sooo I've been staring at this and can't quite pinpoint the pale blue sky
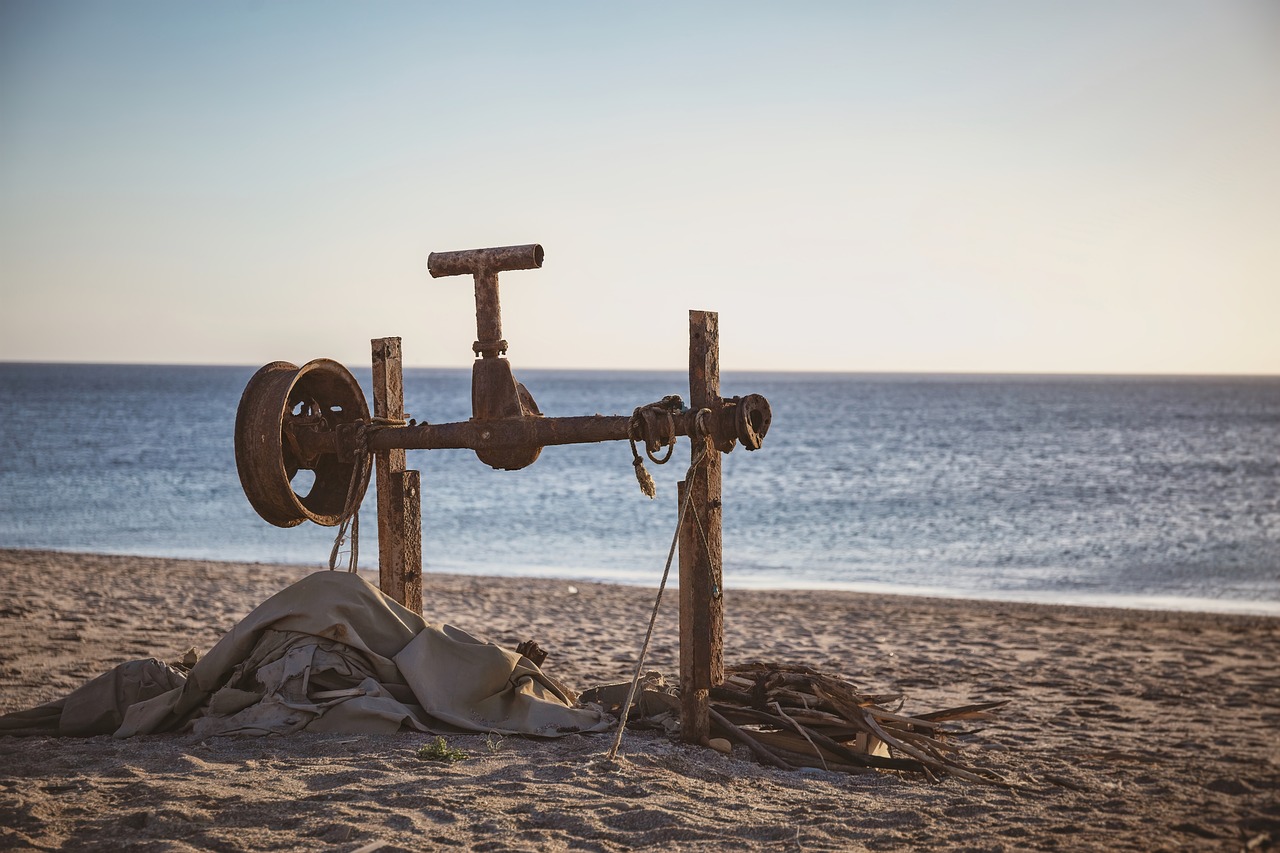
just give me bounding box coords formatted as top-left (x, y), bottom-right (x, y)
top-left (2, 1), bottom-right (1277, 373)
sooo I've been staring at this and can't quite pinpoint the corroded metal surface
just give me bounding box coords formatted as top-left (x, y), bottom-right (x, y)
top-left (428, 243), bottom-right (549, 469)
top-left (234, 359), bottom-right (370, 528)
top-left (236, 243), bottom-right (770, 525)
top-left (469, 357), bottom-right (544, 470)
top-left (427, 244), bottom-right (544, 359)
top-left (426, 243), bottom-right (544, 279)
top-left (734, 394), bottom-right (772, 451)
top-left (237, 366), bottom-right (770, 525)
top-left (363, 396), bottom-right (770, 456)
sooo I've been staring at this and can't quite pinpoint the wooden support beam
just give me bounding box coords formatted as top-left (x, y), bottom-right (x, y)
top-left (371, 337), bottom-right (423, 613)
top-left (679, 309), bottom-right (724, 744)
top-left (398, 469), bottom-right (423, 613)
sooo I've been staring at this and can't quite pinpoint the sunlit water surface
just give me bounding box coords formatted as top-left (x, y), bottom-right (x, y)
top-left (1, 364), bottom-right (1277, 614)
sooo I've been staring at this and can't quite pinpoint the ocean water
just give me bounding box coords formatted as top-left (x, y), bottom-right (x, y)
top-left (1, 363), bottom-right (1277, 614)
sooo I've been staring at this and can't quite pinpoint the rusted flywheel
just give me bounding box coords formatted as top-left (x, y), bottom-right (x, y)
top-left (234, 359), bottom-right (371, 528)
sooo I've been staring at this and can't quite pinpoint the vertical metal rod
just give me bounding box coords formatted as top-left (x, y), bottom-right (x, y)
top-left (371, 337), bottom-right (423, 612)
top-left (473, 270), bottom-right (503, 357)
top-left (679, 310), bottom-right (724, 744)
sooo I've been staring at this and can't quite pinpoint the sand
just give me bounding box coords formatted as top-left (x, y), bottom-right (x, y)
top-left (0, 549), bottom-right (1276, 851)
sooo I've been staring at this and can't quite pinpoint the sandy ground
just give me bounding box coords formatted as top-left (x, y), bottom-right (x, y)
top-left (0, 549), bottom-right (1276, 851)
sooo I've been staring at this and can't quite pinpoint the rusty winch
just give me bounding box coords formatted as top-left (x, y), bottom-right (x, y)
top-left (232, 242), bottom-right (772, 744)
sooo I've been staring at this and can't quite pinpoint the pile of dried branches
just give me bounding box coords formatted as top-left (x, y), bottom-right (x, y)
top-left (709, 662), bottom-right (1009, 785)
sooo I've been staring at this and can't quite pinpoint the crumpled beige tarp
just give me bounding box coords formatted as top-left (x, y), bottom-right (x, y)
top-left (0, 571), bottom-right (610, 739)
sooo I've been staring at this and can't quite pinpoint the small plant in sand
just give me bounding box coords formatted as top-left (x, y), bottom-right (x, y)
top-left (484, 732), bottom-right (506, 754)
top-left (416, 737), bottom-right (468, 763)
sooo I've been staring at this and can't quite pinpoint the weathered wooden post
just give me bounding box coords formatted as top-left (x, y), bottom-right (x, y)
top-left (679, 310), bottom-right (725, 744)
top-left (371, 337), bottom-right (423, 612)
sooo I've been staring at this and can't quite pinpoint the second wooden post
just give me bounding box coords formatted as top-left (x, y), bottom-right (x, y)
top-left (371, 336), bottom-right (423, 613)
top-left (679, 310), bottom-right (724, 744)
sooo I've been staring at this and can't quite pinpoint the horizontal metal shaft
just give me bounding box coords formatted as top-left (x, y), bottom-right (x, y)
top-left (294, 394), bottom-right (767, 466)
top-left (366, 413), bottom-right (678, 453)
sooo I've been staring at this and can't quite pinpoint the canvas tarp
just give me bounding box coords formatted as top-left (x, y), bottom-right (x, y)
top-left (0, 571), bottom-right (610, 739)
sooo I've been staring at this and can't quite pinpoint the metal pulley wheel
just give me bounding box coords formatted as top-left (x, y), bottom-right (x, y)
top-left (234, 358), bottom-right (371, 528)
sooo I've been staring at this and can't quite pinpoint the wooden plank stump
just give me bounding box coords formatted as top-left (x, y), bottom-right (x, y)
top-left (399, 469), bottom-right (423, 613)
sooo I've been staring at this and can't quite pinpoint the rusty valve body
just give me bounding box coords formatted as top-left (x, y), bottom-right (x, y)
top-left (427, 243), bottom-right (546, 470)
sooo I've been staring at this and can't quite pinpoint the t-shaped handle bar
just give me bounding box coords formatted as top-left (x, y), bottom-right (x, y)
top-left (427, 243), bottom-right (544, 358)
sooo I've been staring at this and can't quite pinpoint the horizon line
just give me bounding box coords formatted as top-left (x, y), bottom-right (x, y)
top-left (3, 358), bottom-right (1278, 381)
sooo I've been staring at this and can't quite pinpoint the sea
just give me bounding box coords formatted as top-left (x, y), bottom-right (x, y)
top-left (1, 363), bottom-right (1277, 615)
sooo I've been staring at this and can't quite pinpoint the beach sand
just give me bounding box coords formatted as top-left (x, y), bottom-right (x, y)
top-left (0, 548), bottom-right (1276, 851)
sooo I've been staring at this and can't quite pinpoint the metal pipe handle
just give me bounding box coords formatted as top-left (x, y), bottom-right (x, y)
top-left (427, 244), bottom-right (544, 278)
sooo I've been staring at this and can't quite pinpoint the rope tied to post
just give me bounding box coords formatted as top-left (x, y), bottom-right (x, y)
top-left (627, 395), bottom-right (685, 499)
top-left (608, 407), bottom-right (714, 761)
top-left (327, 415), bottom-right (408, 573)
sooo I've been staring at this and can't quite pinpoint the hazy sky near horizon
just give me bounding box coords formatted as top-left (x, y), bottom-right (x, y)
top-left (2, 1), bottom-right (1277, 374)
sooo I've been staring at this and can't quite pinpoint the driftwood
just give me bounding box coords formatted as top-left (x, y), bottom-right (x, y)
top-left (709, 662), bottom-right (1009, 785)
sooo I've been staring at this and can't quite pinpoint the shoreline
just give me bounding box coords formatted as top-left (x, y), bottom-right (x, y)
top-left (1, 548), bottom-right (1277, 850)
top-left (15, 546), bottom-right (1280, 619)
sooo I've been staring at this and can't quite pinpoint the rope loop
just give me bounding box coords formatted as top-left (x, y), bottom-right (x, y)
top-left (626, 396), bottom-right (686, 498)
top-left (328, 423), bottom-right (372, 573)
top-left (693, 406), bottom-right (713, 446)
top-left (646, 425), bottom-right (675, 465)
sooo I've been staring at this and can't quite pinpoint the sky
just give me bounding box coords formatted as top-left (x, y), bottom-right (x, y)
top-left (1, 1), bottom-right (1277, 375)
